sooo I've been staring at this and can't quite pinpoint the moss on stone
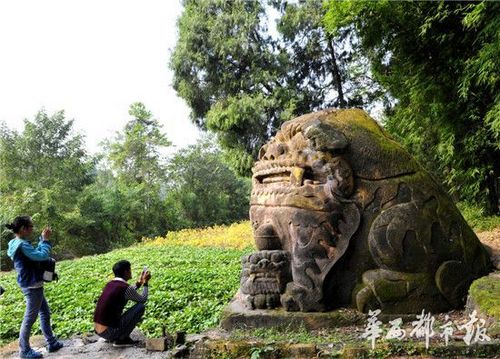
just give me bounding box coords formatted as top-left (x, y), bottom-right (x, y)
top-left (328, 109), bottom-right (406, 153)
top-left (197, 336), bottom-right (500, 359)
top-left (332, 109), bottom-right (385, 137)
top-left (468, 273), bottom-right (500, 319)
top-left (230, 325), bottom-right (361, 345)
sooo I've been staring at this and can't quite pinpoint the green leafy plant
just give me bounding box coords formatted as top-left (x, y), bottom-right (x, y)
top-left (250, 345), bottom-right (276, 359)
top-left (0, 241), bottom-right (252, 345)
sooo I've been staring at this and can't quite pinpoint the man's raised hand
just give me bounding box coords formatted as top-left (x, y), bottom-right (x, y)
top-left (142, 271), bottom-right (151, 284)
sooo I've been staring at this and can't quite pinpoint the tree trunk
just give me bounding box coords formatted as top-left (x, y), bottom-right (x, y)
top-left (486, 158), bottom-right (500, 215)
top-left (327, 37), bottom-right (347, 108)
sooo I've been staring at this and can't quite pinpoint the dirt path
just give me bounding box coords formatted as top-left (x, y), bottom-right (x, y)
top-left (0, 329), bottom-right (196, 359)
top-left (477, 227), bottom-right (500, 269)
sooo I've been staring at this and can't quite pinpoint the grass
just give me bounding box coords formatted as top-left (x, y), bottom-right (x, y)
top-left (0, 222), bottom-right (254, 346)
top-left (457, 202), bottom-right (500, 231)
top-left (230, 325), bottom-right (362, 345)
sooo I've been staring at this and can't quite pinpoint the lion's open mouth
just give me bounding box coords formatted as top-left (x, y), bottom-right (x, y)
top-left (254, 167), bottom-right (293, 184)
top-left (254, 165), bottom-right (324, 188)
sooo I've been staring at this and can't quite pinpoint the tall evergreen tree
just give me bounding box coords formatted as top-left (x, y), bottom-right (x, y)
top-left (107, 102), bottom-right (171, 186)
top-left (324, 0), bottom-right (500, 213)
top-left (170, 0), bottom-right (385, 175)
top-left (104, 102), bottom-right (172, 237)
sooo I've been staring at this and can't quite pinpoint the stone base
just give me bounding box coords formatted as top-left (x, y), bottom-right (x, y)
top-left (220, 292), bottom-right (367, 331)
top-left (221, 292), bottom-right (427, 331)
top-left (191, 329), bottom-right (500, 359)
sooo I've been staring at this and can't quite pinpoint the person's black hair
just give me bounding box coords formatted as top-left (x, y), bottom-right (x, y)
top-left (112, 260), bottom-right (131, 279)
top-left (4, 216), bottom-right (32, 234)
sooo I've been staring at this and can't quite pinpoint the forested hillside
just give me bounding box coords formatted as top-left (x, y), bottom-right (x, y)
top-left (0, 105), bottom-right (250, 269)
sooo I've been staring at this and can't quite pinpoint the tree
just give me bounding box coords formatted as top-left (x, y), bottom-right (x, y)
top-left (0, 110), bottom-right (93, 197)
top-left (0, 110), bottom-right (95, 264)
top-left (165, 137), bottom-right (250, 229)
top-left (103, 102), bottom-right (171, 238)
top-left (107, 102), bottom-right (171, 186)
top-left (170, 0), bottom-right (385, 175)
top-left (66, 169), bottom-right (141, 255)
top-left (324, 1), bottom-right (500, 213)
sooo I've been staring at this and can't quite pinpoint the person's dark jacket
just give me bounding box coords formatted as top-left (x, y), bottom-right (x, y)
top-left (94, 280), bottom-right (129, 327)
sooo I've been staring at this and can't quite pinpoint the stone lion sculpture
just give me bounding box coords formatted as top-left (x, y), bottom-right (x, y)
top-left (240, 108), bottom-right (491, 314)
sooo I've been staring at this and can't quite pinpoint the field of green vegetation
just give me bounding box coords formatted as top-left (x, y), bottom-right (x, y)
top-left (0, 222), bottom-right (254, 346)
top-left (1, 212), bottom-right (497, 348)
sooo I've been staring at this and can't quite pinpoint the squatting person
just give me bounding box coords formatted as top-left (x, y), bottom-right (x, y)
top-left (6, 215), bottom-right (63, 359)
top-left (93, 260), bottom-right (151, 347)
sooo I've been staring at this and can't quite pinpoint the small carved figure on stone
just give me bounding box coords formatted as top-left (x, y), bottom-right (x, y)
top-left (240, 250), bottom-right (291, 309)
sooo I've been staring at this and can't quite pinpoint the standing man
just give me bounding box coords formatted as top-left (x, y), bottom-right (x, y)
top-left (93, 260), bottom-right (151, 347)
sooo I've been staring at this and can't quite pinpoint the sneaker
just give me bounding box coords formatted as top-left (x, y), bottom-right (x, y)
top-left (48, 340), bottom-right (64, 352)
top-left (20, 348), bottom-right (43, 358)
top-left (112, 337), bottom-right (139, 347)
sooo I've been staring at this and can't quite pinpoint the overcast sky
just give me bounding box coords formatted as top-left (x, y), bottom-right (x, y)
top-left (0, 0), bottom-right (201, 154)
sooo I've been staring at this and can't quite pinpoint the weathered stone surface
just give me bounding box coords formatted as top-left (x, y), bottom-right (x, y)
top-left (145, 337), bottom-right (173, 351)
top-left (190, 331), bottom-right (500, 359)
top-left (240, 250), bottom-right (291, 309)
top-left (0, 330), bottom-right (167, 359)
top-left (220, 293), bottom-right (367, 331)
top-left (172, 344), bottom-right (189, 358)
top-left (247, 108), bottom-right (492, 314)
top-left (282, 343), bottom-right (317, 358)
top-left (466, 271), bottom-right (500, 336)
